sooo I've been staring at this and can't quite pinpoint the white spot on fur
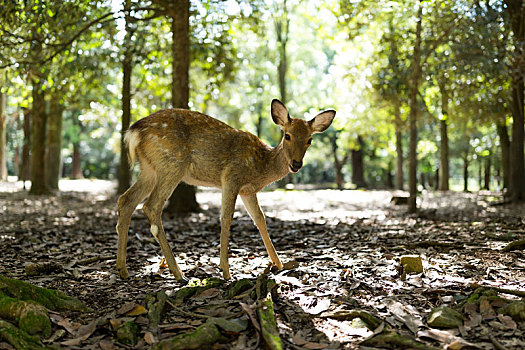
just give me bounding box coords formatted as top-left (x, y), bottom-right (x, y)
top-left (150, 225), bottom-right (159, 239)
top-left (162, 123), bottom-right (167, 128)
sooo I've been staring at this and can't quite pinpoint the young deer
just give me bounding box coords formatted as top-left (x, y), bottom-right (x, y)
top-left (116, 99), bottom-right (335, 280)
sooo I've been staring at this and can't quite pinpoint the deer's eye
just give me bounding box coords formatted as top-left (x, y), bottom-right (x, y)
top-left (285, 134), bottom-right (291, 141)
top-left (307, 138), bottom-right (312, 145)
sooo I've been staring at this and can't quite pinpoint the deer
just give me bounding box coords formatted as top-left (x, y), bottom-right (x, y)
top-left (116, 99), bottom-right (335, 280)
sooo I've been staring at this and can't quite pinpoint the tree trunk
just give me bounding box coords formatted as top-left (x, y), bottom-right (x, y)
top-left (45, 99), bottom-right (63, 190)
top-left (29, 77), bottom-right (48, 195)
top-left (20, 108), bottom-right (30, 184)
top-left (166, 0), bottom-right (199, 214)
top-left (118, 39), bottom-right (133, 195)
top-left (505, 0), bottom-right (525, 202)
top-left (394, 99), bottom-right (403, 190)
top-left (274, 0), bottom-right (289, 105)
top-left (71, 142), bottom-right (82, 179)
top-left (329, 133), bottom-right (347, 190)
top-left (408, 1), bottom-right (423, 212)
top-left (438, 85), bottom-right (450, 191)
top-left (0, 90), bottom-right (7, 181)
top-left (478, 158), bottom-right (483, 190)
top-left (386, 161), bottom-right (394, 188)
top-left (484, 153), bottom-right (491, 190)
top-left (351, 136), bottom-right (367, 188)
top-left (463, 155), bottom-right (469, 192)
top-left (496, 122), bottom-right (510, 190)
top-left (255, 98), bottom-right (264, 138)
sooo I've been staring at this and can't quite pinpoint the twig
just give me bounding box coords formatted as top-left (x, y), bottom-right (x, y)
top-left (76, 255), bottom-right (114, 266)
top-left (165, 299), bottom-right (211, 319)
top-left (489, 334), bottom-right (508, 350)
top-left (469, 283), bottom-right (525, 297)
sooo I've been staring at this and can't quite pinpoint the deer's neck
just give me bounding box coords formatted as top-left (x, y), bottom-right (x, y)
top-left (265, 140), bottom-right (290, 183)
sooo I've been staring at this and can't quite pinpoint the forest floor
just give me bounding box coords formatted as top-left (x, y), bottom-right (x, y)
top-left (0, 179), bottom-right (524, 349)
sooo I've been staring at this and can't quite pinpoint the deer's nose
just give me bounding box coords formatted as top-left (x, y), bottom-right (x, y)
top-left (292, 160), bottom-right (303, 170)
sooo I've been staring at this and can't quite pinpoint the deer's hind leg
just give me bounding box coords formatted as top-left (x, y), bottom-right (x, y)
top-left (142, 168), bottom-right (185, 280)
top-left (116, 162), bottom-right (156, 279)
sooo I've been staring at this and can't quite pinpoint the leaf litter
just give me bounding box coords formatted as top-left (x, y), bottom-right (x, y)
top-left (0, 185), bottom-right (524, 349)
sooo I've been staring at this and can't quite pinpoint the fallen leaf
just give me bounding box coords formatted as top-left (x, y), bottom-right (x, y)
top-left (117, 302), bottom-right (137, 315)
top-left (304, 299), bottom-right (331, 315)
top-left (291, 334), bottom-right (328, 349)
top-left (418, 329), bottom-right (479, 348)
top-left (125, 305), bottom-right (147, 316)
top-left (144, 331), bottom-right (156, 345)
top-left (497, 314), bottom-right (517, 330)
top-left (99, 339), bottom-right (114, 350)
top-left (240, 302), bottom-right (261, 332)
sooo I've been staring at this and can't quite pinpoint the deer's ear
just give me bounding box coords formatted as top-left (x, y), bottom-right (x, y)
top-left (271, 99), bottom-right (291, 127)
top-left (309, 110), bottom-right (336, 133)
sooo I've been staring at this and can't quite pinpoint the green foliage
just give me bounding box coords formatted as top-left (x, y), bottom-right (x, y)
top-left (0, 0), bottom-right (517, 190)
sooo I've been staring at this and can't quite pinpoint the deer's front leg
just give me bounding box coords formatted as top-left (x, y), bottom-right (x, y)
top-left (240, 194), bottom-right (283, 270)
top-left (220, 186), bottom-right (238, 280)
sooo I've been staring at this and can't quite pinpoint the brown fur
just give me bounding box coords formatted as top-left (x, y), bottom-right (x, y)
top-left (116, 100), bottom-right (335, 280)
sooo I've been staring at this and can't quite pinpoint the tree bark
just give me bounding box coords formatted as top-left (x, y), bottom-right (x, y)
top-left (71, 142), bottom-right (82, 179)
top-left (329, 133), bottom-right (347, 190)
top-left (351, 136), bottom-right (367, 188)
top-left (45, 98), bottom-right (63, 190)
top-left (20, 108), bottom-right (30, 184)
top-left (0, 90), bottom-right (7, 181)
top-left (394, 98), bottom-right (403, 190)
top-left (496, 121), bottom-right (510, 190)
top-left (118, 22), bottom-right (133, 195)
top-left (484, 153), bottom-right (491, 190)
top-left (505, 0), bottom-right (525, 202)
top-left (438, 85), bottom-right (449, 191)
top-left (166, 0), bottom-right (199, 214)
top-left (29, 77), bottom-right (48, 195)
top-left (274, 0), bottom-right (290, 105)
top-left (408, 1), bottom-right (423, 212)
top-left (463, 154), bottom-right (469, 192)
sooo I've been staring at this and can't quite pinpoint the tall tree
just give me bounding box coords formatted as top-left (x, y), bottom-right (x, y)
top-left (438, 83), bottom-right (450, 191)
top-left (407, 1), bottom-right (423, 213)
top-left (273, 0), bottom-right (291, 105)
top-left (117, 0), bottom-right (134, 195)
top-left (504, 0), bottom-right (525, 201)
top-left (0, 88), bottom-right (6, 181)
top-left (154, 0), bottom-right (199, 213)
top-left (45, 97), bottom-right (63, 189)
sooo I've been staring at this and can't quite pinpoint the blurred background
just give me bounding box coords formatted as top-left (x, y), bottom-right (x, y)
top-left (0, 0), bottom-right (523, 210)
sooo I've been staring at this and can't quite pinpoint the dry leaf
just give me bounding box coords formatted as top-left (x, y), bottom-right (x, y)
top-left (125, 305), bottom-right (147, 316)
top-left (291, 334), bottom-right (328, 349)
top-left (304, 299), bottom-right (331, 315)
top-left (117, 302), bottom-right (137, 315)
top-left (144, 331), bottom-right (156, 345)
top-left (99, 339), bottom-right (114, 350)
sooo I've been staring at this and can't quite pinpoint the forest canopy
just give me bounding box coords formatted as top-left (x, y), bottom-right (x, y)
top-left (0, 0), bottom-right (524, 212)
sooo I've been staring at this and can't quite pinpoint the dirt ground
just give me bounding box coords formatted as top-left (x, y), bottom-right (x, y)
top-left (0, 179), bottom-right (524, 349)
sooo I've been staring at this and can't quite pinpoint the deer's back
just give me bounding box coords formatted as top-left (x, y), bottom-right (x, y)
top-left (131, 109), bottom-right (272, 190)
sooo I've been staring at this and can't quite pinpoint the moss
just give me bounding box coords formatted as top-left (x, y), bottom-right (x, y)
top-left (0, 275), bottom-right (90, 312)
top-left (153, 320), bottom-right (224, 350)
top-left (172, 278), bottom-right (224, 305)
top-left (0, 320), bottom-right (47, 350)
top-left (116, 321), bottom-right (138, 346)
top-left (0, 294), bottom-right (51, 337)
top-left (227, 279), bottom-right (254, 298)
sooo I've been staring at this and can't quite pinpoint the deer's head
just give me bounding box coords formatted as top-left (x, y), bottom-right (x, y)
top-left (271, 99), bottom-right (336, 173)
